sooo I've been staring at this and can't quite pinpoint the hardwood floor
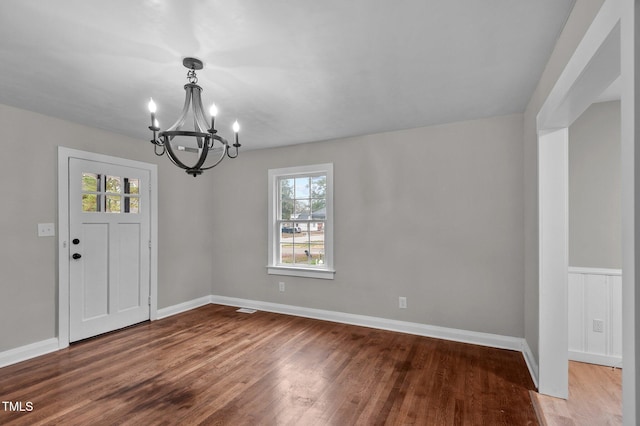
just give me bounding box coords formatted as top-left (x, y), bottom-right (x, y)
top-left (531, 361), bottom-right (622, 425)
top-left (0, 304), bottom-right (538, 425)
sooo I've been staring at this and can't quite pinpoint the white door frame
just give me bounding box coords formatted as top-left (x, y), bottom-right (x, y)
top-left (57, 147), bottom-right (158, 348)
top-left (536, 0), bottom-right (639, 421)
top-left (538, 128), bottom-right (569, 398)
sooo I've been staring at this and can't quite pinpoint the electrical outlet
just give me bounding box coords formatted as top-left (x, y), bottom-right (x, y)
top-left (37, 223), bottom-right (55, 237)
top-left (399, 296), bottom-right (407, 309)
top-left (279, 282), bottom-right (285, 292)
top-left (593, 319), bottom-right (604, 333)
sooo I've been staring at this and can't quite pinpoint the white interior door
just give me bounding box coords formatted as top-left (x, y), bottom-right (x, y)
top-left (68, 158), bottom-right (150, 342)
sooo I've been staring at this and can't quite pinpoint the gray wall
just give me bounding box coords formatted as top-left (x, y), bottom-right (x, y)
top-left (0, 104), bottom-right (212, 352)
top-left (522, 0), bottom-right (606, 363)
top-left (210, 114), bottom-right (525, 337)
top-left (569, 100), bottom-right (621, 269)
top-left (1, 104), bottom-right (526, 354)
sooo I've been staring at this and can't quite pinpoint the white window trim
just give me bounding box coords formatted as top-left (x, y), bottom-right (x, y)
top-left (267, 163), bottom-right (335, 279)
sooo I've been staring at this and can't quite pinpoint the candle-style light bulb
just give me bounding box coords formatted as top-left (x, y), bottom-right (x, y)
top-left (232, 120), bottom-right (240, 146)
top-left (209, 103), bottom-right (218, 131)
top-left (148, 98), bottom-right (157, 129)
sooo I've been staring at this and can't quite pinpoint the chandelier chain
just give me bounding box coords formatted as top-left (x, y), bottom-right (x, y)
top-left (187, 69), bottom-right (198, 84)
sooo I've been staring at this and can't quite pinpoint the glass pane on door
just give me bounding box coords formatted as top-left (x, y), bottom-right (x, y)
top-left (82, 173), bottom-right (101, 192)
top-left (105, 195), bottom-right (121, 213)
top-left (82, 194), bottom-right (99, 212)
top-left (106, 176), bottom-right (121, 194)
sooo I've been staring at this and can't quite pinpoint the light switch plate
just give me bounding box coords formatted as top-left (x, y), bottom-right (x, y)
top-left (38, 223), bottom-right (55, 237)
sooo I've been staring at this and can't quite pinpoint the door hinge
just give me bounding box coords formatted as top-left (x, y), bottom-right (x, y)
top-left (148, 296), bottom-right (151, 306)
top-left (149, 240), bottom-right (152, 249)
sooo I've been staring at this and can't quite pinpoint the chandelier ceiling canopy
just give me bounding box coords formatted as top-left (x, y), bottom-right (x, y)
top-left (148, 57), bottom-right (241, 177)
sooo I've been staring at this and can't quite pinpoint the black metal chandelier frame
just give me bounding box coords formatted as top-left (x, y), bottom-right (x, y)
top-left (148, 57), bottom-right (240, 177)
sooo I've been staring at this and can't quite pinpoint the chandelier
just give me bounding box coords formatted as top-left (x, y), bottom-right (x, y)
top-left (147, 57), bottom-right (241, 177)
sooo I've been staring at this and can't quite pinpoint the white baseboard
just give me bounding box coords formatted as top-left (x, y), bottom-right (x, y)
top-left (569, 350), bottom-right (622, 368)
top-left (522, 339), bottom-right (539, 388)
top-left (568, 266), bottom-right (622, 276)
top-left (209, 295), bottom-right (525, 352)
top-left (0, 338), bottom-right (60, 368)
top-left (156, 295), bottom-right (212, 319)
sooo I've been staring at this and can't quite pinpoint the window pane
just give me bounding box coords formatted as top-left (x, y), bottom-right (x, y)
top-left (82, 194), bottom-right (98, 212)
top-left (311, 200), bottom-right (326, 219)
top-left (308, 223), bottom-right (325, 265)
top-left (280, 178), bottom-right (294, 200)
top-left (294, 199), bottom-right (310, 218)
top-left (279, 242), bottom-right (293, 264)
top-left (294, 177), bottom-right (310, 198)
top-left (311, 176), bottom-right (326, 198)
top-left (279, 242), bottom-right (293, 263)
top-left (125, 196), bottom-right (139, 214)
top-left (279, 222), bottom-right (294, 264)
top-left (292, 243), bottom-right (313, 265)
top-left (105, 195), bottom-right (121, 213)
top-left (82, 173), bottom-right (100, 192)
top-left (280, 222), bottom-right (300, 237)
top-left (131, 197), bottom-right (139, 213)
top-left (125, 178), bottom-right (139, 195)
top-left (281, 200), bottom-right (294, 220)
top-left (106, 176), bottom-right (121, 194)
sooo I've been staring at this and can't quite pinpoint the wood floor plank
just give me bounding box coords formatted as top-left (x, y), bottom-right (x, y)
top-left (0, 304), bottom-right (538, 425)
top-left (531, 361), bottom-right (622, 426)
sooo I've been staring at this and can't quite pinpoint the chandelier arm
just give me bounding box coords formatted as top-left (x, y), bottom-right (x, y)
top-left (198, 134), bottom-right (228, 170)
top-left (162, 136), bottom-right (191, 170)
top-left (165, 85), bottom-right (195, 132)
top-left (211, 133), bottom-right (229, 146)
top-left (199, 146), bottom-right (228, 171)
top-left (227, 144), bottom-right (239, 159)
top-left (154, 143), bottom-right (166, 156)
top-left (192, 87), bottom-right (211, 133)
top-left (164, 151), bottom-right (187, 169)
top-left (195, 129), bottom-right (204, 149)
top-left (190, 136), bottom-right (212, 171)
top-left (193, 88), bottom-right (208, 148)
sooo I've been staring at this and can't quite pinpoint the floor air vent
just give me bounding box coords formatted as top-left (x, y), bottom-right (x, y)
top-left (236, 308), bottom-right (257, 314)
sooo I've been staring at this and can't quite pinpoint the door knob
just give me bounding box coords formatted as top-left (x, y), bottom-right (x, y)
top-left (72, 253), bottom-right (82, 260)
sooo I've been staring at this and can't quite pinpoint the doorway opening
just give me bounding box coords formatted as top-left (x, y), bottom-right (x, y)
top-left (537, 1), bottom-right (621, 399)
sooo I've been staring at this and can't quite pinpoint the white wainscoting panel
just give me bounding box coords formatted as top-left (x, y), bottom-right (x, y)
top-left (568, 267), bottom-right (622, 367)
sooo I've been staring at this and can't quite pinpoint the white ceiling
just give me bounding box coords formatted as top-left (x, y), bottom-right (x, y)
top-left (0, 0), bottom-right (575, 151)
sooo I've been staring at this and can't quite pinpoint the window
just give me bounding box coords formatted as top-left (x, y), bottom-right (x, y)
top-left (81, 172), bottom-right (140, 214)
top-left (268, 163), bottom-right (334, 279)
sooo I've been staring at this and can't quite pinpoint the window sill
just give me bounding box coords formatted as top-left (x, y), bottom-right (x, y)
top-left (267, 265), bottom-right (335, 280)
